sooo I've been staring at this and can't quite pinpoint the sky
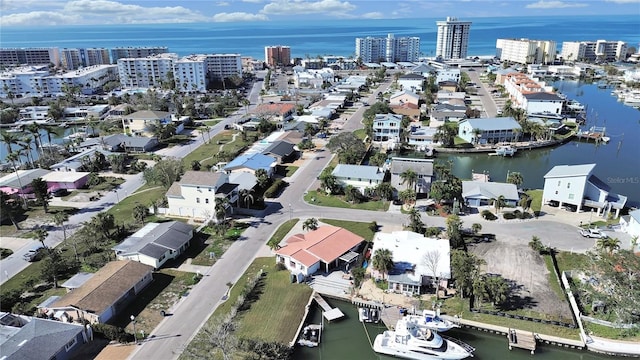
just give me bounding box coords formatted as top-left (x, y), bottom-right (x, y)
top-left (0, 0), bottom-right (638, 26)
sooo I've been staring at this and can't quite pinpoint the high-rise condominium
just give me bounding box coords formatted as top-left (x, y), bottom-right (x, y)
top-left (264, 46), bottom-right (291, 67)
top-left (436, 17), bottom-right (472, 60)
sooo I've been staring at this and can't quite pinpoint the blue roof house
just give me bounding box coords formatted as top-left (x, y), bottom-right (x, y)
top-left (223, 153), bottom-right (277, 177)
top-left (458, 117), bottom-right (522, 145)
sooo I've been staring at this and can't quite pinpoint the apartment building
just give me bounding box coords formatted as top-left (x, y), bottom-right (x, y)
top-left (264, 46), bottom-right (291, 67)
top-left (356, 34), bottom-right (420, 63)
top-left (436, 17), bottom-right (472, 60)
top-left (496, 39), bottom-right (557, 65)
top-left (110, 46), bottom-right (168, 63)
top-left (0, 48), bottom-right (60, 67)
top-left (561, 40), bottom-right (628, 62)
top-left (203, 54), bottom-right (242, 83)
top-left (60, 48), bottom-right (83, 70)
top-left (502, 72), bottom-right (562, 114)
top-left (117, 53), bottom-right (178, 89)
top-left (174, 55), bottom-right (207, 93)
top-left (60, 48), bottom-right (112, 70)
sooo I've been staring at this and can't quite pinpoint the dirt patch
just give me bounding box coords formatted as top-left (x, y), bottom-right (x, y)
top-left (469, 240), bottom-right (572, 320)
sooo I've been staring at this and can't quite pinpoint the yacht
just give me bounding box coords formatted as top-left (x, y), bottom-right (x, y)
top-left (373, 318), bottom-right (474, 360)
top-left (405, 310), bottom-right (458, 332)
top-left (494, 144), bottom-right (516, 157)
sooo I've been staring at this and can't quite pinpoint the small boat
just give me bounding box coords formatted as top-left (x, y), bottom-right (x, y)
top-left (298, 324), bottom-right (321, 347)
top-left (359, 307), bottom-right (371, 323)
top-left (369, 308), bottom-right (380, 323)
top-left (405, 310), bottom-right (458, 333)
top-left (494, 144), bottom-right (516, 157)
top-left (600, 136), bottom-right (610, 143)
top-left (373, 317), bottom-right (474, 360)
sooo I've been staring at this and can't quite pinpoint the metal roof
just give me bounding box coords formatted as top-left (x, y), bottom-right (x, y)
top-left (332, 164), bottom-right (384, 181)
top-left (460, 117), bottom-right (522, 131)
top-left (462, 181), bottom-right (519, 201)
top-left (544, 164), bottom-right (596, 178)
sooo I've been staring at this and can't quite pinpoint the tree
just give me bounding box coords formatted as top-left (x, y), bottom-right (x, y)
top-left (143, 158), bottom-right (183, 189)
top-left (398, 188), bottom-right (416, 205)
top-left (191, 160), bottom-right (201, 171)
top-left (506, 171), bottom-right (524, 188)
top-left (529, 236), bottom-right (546, 253)
top-left (254, 168), bottom-right (270, 190)
top-left (450, 250), bottom-right (485, 300)
top-left (91, 212), bottom-right (115, 240)
top-left (0, 192), bottom-right (23, 230)
top-left (215, 197), bottom-right (230, 223)
top-left (369, 152), bottom-right (388, 167)
top-left (400, 168), bottom-right (418, 191)
top-left (372, 248), bottom-right (394, 280)
top-left (0, 130), bottom-right (20, 158)
top-left (471, 223), bottom-right (482, 235)
top-left (239, 189), bottom-right (254, 208)
top-left (31, 177), bottom-right (50, 213)
top-left (133, 204), bottom-right (148, 224)
top-left (326, 132), bottom-right (366, 164)
top-left (476, 274), bottom-right (510, 308)
top-left (492, 195), bottom-right (506, 214)
top-left (302, 218), bottom-right (319, 232)
top-left (446, 214), bottom-right (464, 248)
top-left (423, 250), bottom-right (443, 299)
top-left (33, 227), bottom-right (49, 249)
top-left (597, 237), bottom-right (621, 254)
top-left (53, 212), bottom-right (69, 241)
top-left (407, 207), bottom-right (424, 234)
top-left (109, 154), bottom-right (128, 174)
top-left (196, 317), bottom-right (238, 360)
top-left (433, 124), bottom-right (457, 147)
top-left (375, 182), bottom-right (394, 201)
top-left (319, 166), bottom-right (339, 194)
top-left (25, 123), bottom-right (43, 158)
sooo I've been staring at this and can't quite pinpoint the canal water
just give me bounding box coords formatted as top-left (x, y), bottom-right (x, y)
top-left (293, 299), bottom-right (619, 360)
top-left (441, 81), bottom-right (640, 207)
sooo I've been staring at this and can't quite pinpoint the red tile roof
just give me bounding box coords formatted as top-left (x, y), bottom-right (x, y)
top-left (276, 226), bottom-right (364, 267)
top-left (254, 103), bottom-right (295, 116)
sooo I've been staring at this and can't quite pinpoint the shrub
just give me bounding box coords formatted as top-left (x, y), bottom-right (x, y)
top-left (368, 221), bottom-right (378, 233)
top-left (513, 210), bottom-right (522, 219)
top-left (424, 227), bottom-right (441, 237)
top-left (522, 211), bottom-right (533, 219)
top-left (92, 323), bottom-right (133, 343)
top-left (264, 179), bottom-right (288, 198)
top-left (275, 262), bottom-right (287, 271)
top-left (503, 212), bottom-right (516, 220)
top-left (481, 210), bottom-right (497, 220)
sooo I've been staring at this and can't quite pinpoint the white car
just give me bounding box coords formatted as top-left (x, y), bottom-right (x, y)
top-left (579, 228), bottom-right (608, 239)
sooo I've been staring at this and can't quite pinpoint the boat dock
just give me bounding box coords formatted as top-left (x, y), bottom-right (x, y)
top-left (508, 328), bottom-right (537, 354)
top-left (313, 292), bottom-right (344, 321)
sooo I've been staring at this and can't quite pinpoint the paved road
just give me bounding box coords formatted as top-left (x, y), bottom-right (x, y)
top-left (467, 68), bottom-right (499, 118)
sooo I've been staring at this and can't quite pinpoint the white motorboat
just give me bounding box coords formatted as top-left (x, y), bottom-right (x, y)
top-left (298, 324), bottom-right (321, 347)
top-left (359, 307), bottom-right (371, 323)
top-left (373, 318), bottom-right (474, 360)
top-left (494, 144), bottom-right (516, 157)
top-left (405, 310), bottom-right (458, 333)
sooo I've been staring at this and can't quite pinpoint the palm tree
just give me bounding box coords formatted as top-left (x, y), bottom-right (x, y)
top-left (33, 227), bottom-right (49, 249)
top-left (53, 212), bottom-right (69, 241)
top-left (319, 170), bottom-right (338, 195)
top-left (302, 218), bottom-right (319, 232)
top-left (241, 99), bottom-right (250, 115)
top-left (215, 197), bottom-right (230, 223)
top-left (5, 152), bottom-right (27, 208)
top-left (597, 237), bottom-right (620, 254)
top-left (372, 248), bottom-right (394, 280)
top-left (42, 125), bottom-right (62, 155)
top-left (492, 195), bottom-right (506, 214)
top-left (399, 168), bottom-right (418, 192)
top-left (0, 130), bottom-right (21, 158)
top-left (472, 128), bottom-right (482, 144)
top-left (239, 189), bottom-right (254, 208)
top-left (254, 169), bottom-right (270, 190)
top-left (19, 136), bottom-right (36, 168)
top-left (398, 188), bottom-right (416, 205)
top-left (506, 171), bottom-right (524, 188)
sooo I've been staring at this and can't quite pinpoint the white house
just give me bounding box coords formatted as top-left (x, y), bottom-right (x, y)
top-left (122, 110), bottom-right (172, 137)
top-left (462, 181), bottom-right (519, 207)
top-left (371, 231), bottom-right (451, 295)
top-left (542, 164), bottom-right (627, 217)
top-left (458, 117), bottom-right (522, 144)
top-left (522, 92), bottom-right (564, 115)
top-left (389, 90), bottom-right (420, 109)
top-left (332, 164), bottom-right (384, 194)
top-left (620, 209), bottom-right (640, 239)
top-left (275, 226), bottom-right (364, 276)
top-left (397, 73), bottom-right (424, 92)
top-left (406, 126), bottom-right (437, 148)
top-left (112, 221), bottom-right (194, 269)
top-left (166, 171), bottom-right (238, 220)
top-left (372, 113), bottom-right (403, 142)
top-left (435, 68), bottom-right (461, 83)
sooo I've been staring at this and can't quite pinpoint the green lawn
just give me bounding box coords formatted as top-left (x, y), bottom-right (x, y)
top-left (319, 218), bottom-right (376, 241)
top-left (543, 254), bottom-right (566, 300)
top-left (353, 128), bottom-right (367, 140)
top-left (190, 222), bottom-right (250, 266)
top-left (285, 165), bottom-right (299, 177)
top-left (304, 190), bottom-right (389, 212)
top-left (107, 187), bottom-right (167, 225)
top-left (526, 189), bottom-right (543, 215)
top-left (0, 206), bottom-right (77, 238)
top-left (268, 219), bottom-right (299, 247)
top-left (584, 322), bottom-right (640, 341)
top-left (555, 251), bottom-right (589, 273)
top-left (235, 259), bottom-right (313, 343)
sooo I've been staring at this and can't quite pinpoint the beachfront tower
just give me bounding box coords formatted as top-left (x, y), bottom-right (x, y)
top-left (436, 17), bottom-right (472, 60)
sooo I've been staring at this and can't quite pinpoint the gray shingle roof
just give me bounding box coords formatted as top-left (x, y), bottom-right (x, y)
top-left (523, 92), bottom-right (563, 101)
top-left (460, 117), bottom-right (521, 131)
top-left (390, 158), bottom-right (434, 176)
top-left (462, 181), bottom-right (519, 201)
top-left (80, 134), bottom-right (157, 149)
top-left (332, 164), bottom-right (384, 181)
top-left (179, 171), bottom-right (224, 187)
top-left (113, 221), bottom-right (193, 260)
top-left (263, 140), bottom-right (295, 158)
top-left (544, 164), bottom-right (596, 178)
top-left (0, 318), bottom-right (85, 360)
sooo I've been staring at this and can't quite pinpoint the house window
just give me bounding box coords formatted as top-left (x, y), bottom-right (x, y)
top-left (205, 198), bottom-right (209, 204)
top-left (196, 198), bottom-right (200, 203)
top-left (557, 181), bottom-right (561, 186)
top-left (568, 194), bottom-right (575, 200)
top-left (567, 183), bottom-right (571, 189)
top-left (65, 337), bottom-right (77, 351)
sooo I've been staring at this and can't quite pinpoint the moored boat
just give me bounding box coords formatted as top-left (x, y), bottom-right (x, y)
top-left (298, 324), bottom-right (322, 347)
top-left (493, 144), bottom-right (516, 157)
top-left (405, 310), bottom-right (458, 333)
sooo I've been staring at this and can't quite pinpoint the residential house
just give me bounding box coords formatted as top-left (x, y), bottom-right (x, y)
top-left (371, 231), bottom-right (451, 295)
top-left (0, 168), bottom-right (50, 197)
top-left (332, 164), bottom-right (384, 194)
top-left (122, 110), bottom-right (172, 137)
top-left (620, 209), bottom-right (640, 238)
top-left (252, 103), bottom-right (295, 124)
top-left (409, 63), bottom-right (437, 78)
top-left (437, 81), bottom-right (458, 92)
top-left (0, 313), bottom-right (90, 360)
top-left (166, 171), bottom-right (238, 220)
top-left (522, 92), bottom-right (564, 115)
top-left (389, 157), bottom-right (434, 195)
top-left (397, 73), bottom-right (424, 92)
top-left (435, 91), bottom-right (466, 105)
top-left (44, 260), bottom-right (153, 324)
top-left (462, 181), bottom-right (519, 207)
top-left (406, 126), bottom-right (437, 149)
top-left (223, 153), bottom-right (277, 177)
top-left (41, 171), bottom-right (90, 192)
top-left (50, 148), bottom-right (115, 172)
top-left (262, 140), bottom-right (297, 164)
top-left (457, 117), bottom-right (522, 144)
top-left (542, 164), bottom-right (627, 217)
top-left (430, 103), bottom-right (467, 124)
top-left (61, 273), bottom-right (95, 291)
top-left (78, 134), bottom-right (158, 153)
top-left (275, 226), bottom-right (364, 276)
top-left (113, 221), bottom-right (194, 269)
top-left (389, 90), bottom-right (420, 109)
top-left (436, 68), bottom-right (461, 83)
top-left (372, 113), bottom-right (403, 142)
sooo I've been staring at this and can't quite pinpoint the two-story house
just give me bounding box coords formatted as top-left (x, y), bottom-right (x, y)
top-left (332, 164), bottom-right (384, 194)
top-left (389, 157), bottom-right (434, 195)
top-left (372, 113), bottom-right (403, 142)
top-left (122, 110), bottom-right (172, 137)
top-left (166, 171), bottom-right (238, 220)
top-left (389, 90), bottom-right (420, 109)
top-left (458, 117), bottom-right (522, 145)
top-left (397, 73), bottom-right (424, 92)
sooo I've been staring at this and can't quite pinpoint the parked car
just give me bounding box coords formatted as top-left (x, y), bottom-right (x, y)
top-left (23, 247), bottom-right (45, 262)
top-left (51, 188), bottom-right (68, 197)
top-left (579, 228), bottom-right (608, 239)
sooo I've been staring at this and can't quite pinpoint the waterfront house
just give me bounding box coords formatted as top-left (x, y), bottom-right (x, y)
top-left (113, 221), bottom-right (194, 269)
top-left (406, 126), bottom-right (437, 148)
top-left (122, 110), bottom-right (172, 137)
top-left (223, 153), bottom-right (277, 177)
top-left (371, 231), bottom-right (451, 295)
top-left (389, 157), bottom-right (434, 195)
top-left (78, 134), bottom-right (158, 153)
top-left (389, 90), bottom-right (420, 109)
top-left (252, 103), bottom-right (295, 124)
top-left (331, 164), bottom-right (384, 194)
top-left (462, 181), bottom-right (519, 207)
top-left (0, 313), bottom-right (90, 360)
top-left (372, 113), bottom-right (403, 142)
top-left (165, 170), bottom-right (238, 220)
top-left (275, 226), bottom-right (364, 276)
top-left (41, 171), bottom-right (90, 192)
top-left (620, 209), bottom-right (640, 238)
top-left (44, 260), bottom-right (153, 324)
top-left (522, 92), bottom-right (564, 115)
top-left (50, 148), bottom-right (115, 172)
top-left (542, 164), bottom-right (627, 217)
top-left (457, 117), bottom-right (522, 144)
top-left (0, 168), bottom-right (51, 197)
top-left (397, 73), bottom-right (424, 92)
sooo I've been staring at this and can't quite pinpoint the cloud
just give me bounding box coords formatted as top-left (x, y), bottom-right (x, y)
top-left (213, 12), bottom-right (269, 22)
top-left (0, 0), bottom-right (65, 11)
top-left (604, 0), bottom-right (639, 3)
top-left (526, 0), bottom-right (588, 8)
top-left (0, 11), bottom-right (81, 26)
top-left (261, 0), bottom-right (356, 15)
top-left (360, 11), bottom-right (384, 19)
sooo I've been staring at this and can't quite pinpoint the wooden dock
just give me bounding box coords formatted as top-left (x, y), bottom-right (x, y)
top-left (313, 292), bottom-right (344, 321)
top-left (508, 328), bottom-right (537, 354)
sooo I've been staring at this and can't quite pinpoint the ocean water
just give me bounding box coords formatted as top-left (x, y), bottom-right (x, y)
top-left (1, 15), bottom-right (639, 60)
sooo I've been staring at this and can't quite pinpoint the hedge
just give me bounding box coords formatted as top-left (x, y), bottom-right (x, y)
top-left (264, 179), bottom-right (288, 198)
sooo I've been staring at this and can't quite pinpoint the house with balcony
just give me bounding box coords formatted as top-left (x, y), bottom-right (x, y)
top-left (389, 157), bottom-right (434, 195)
top-left (275, 226), bottom-right (364, 276)
top-left (389, 90), bottom-right (420, 109)
top-left (542, 164), bottom-right (627, 218)
top-left (397, 73), bottom-right (424, 92)
top-left (165, 171), bottom-right (238, 220)
top-left (332, 164), bottom-right (384, 194)
top-left (522, 92), bottom-right (564, 115)
top-left (372, 113), bottom-right (403, 142)
top-left (458, 117), bottom-right (522, 145)
top-left (122, 110), bottom-right (172, 137)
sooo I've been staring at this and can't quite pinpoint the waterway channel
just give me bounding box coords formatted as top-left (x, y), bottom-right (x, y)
top-left (293, 298), bottom-right (618, 360)
top-left (440, 81), bottom-right (640, 207)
